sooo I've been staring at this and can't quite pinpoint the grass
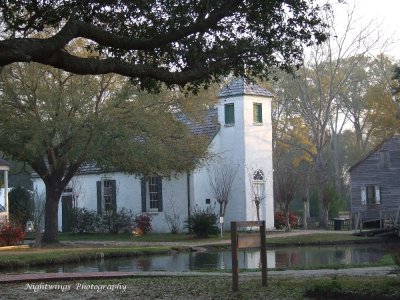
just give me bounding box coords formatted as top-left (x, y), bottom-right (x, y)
top-left (266, 232), bottom-right (371, 246)
top-left (2, 276), bottom-right (400, 299)
top-left (56, 232), bottom-right (232, 242)
top-left (0, 246), bottom-right (174, 269)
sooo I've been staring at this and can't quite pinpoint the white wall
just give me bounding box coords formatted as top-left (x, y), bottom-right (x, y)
top-left (191, 92), bottom-right (274, 230)
top-left (33, 172), bottom-right (190, 233)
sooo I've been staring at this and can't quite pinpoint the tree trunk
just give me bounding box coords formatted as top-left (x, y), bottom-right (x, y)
top-left (42, 184), bottom-right (63, 244)
top-left (316, 153), bottom-right (328, 229)
top-left (256, 202), bottom-right (260, 221)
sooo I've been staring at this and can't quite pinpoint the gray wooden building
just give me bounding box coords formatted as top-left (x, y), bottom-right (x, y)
top-left (349, 135), bottom-right (400, 226)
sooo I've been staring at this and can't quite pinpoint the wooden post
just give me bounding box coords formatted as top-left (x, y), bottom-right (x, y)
top-left (231, 222), bottom-right (239, 292)
top-left (354, 212), bottom-right (360, 233)
top-left (231, 221), bottom-right (267, 291)
top-left (395, 206), bottom-right (400, 226)
top-left (260, 221), bottom-right (267, 287)
top-left (379, 211), bottom-right (383, 229)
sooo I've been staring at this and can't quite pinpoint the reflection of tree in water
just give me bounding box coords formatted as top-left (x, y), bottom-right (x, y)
top-left (275, 249), bottom-right (299, 268)
top-left (136, 257), bottom-right (152, 271)
top-left (191, 252), bottom-right (219, 270)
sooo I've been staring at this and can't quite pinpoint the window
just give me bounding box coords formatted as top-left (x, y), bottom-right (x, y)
top-left (141, 177), bottom-right (163, 212)
top-left (96, 179), bottom-right (116, 213)
top-left (253, 103), bottom-right (263, 124)
top-left (252, 169), bottom-right (265, 203)
top-left (224, 103), bottom-right (235, 125)
top-left (361, 185), bottom-right (381, 206)
top-left (253, 170), bottom-right (264, 181)
top-left (379, 151), bottom-right (389, 169)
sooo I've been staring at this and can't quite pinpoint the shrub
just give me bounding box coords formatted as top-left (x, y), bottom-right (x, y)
top-left (0, 220), bottom-right (25, 246)
top-left (274, 211), bottom-right (299, 229)
top-left (133, 213), bottom-right (152, 234)
top-left (9, 186), bottom-right (34, 229)
top-left (185, 206), bottom-right (218, 238)
top-left (98, 208), bottom-right (134, 234)
top-left (72, 207), bottom-right (97, 233)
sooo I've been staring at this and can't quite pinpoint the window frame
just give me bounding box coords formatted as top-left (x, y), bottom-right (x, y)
top-left (141, 176), bottom-right (163, 213)
top-left (361, 185), bottom-right (381, 206)
top-left (379, 151), bottom-right (389, 169)
top-left (148, 176), bottom-right (159, 211)
top-left (253, 102), bottom-right (263, 124)
top-left (97, 179), bottom-right (117, 213)
top-left (224, 103), bottom-right (235, 126)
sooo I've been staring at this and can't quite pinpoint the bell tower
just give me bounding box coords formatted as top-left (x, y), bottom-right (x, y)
top-left (216, 78), bottom-right (274, 228)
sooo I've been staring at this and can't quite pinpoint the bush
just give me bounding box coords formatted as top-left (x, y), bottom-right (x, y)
top-left (133, 213), bottom-right (152, 234)
top-left (72, 207), bottom-right (97, 234)
top-left (0, 220), bottom-right (25, 246)
top-left (9, 186), bottom-right (34, 229)
top-left (185, 206), bottom-right (218, 238)
top-left (98, 208), bottom-right (134, 234)
top-left (274, 211), bottom-right (299, 229)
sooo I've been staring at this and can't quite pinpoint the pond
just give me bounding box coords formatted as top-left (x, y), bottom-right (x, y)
top-left (6, 243), bottom-right (398, 274)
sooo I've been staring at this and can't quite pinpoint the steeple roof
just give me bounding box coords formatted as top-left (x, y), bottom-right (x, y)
top-left (218, 78), bottom-right (273, 98)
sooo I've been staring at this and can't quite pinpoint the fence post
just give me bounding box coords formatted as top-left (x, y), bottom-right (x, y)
top-left (231, 222), bottom-right (239, 292)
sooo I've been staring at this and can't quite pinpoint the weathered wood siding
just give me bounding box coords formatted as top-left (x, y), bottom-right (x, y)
top-left (350, 135), bottom-right (400, 220)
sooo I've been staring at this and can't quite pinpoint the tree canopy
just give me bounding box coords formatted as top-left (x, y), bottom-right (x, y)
top-left (0, 61), bottom-right (211, 243)
top-left (0, 0), bottom-right (327, 91)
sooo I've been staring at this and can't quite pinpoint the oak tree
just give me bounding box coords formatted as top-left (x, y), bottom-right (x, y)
top-left (0, 62), bottom-right (209, 243)
top-left (0, 1), bottom-right (327, 90)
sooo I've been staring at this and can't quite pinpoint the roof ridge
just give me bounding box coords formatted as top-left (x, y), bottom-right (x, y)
top-left (218, 77), bottom-right (273, 98)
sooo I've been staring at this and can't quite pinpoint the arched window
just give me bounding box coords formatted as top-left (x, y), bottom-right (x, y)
top-left (253, 170), bottom-right (264, 181)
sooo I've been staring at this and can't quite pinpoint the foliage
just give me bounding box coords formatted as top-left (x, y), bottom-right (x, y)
top-left (271, 8), bottom-right (393, 228)
top-left (323, 184), bottom-right (347, 218)
top-left (98, 208), bottom-right (134, 234)
top-left (185, 206), bottom-right (218, 238)
top-left (0, 220), bottom-right (25, 246)
top-left (8, 186), bottom-right (33, 228)
top-left (0, 61), bottom-right (210, 244)
top-left (0, 1), bottom-right (327, 91)
top-left (133, 213), bottom-right (152, 234)
top-left (274, 211), bottom-right (299, 230)
top-left (304, 277), bottom-right (400, 300)
top-left (71, 207), bottom-right (97, 234)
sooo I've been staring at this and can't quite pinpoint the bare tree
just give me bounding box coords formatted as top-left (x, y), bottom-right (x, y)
top-left (164, 193), bottom-right (182, 234)
top-left (208, 163), bottom-right (238, 236)
top-left (274, 167), bottom-right (298, 231)
top-left (248, 169), bottom-right (267, 221)
top-left (273, 5), bottom-right (385, 228)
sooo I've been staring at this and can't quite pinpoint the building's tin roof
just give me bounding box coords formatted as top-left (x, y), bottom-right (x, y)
top-left (0, 159), bottom-right (9, 167)
top-left (348, 134), bottom-right (399, 173)
top-left (177, 107), bottom-right (218, 138)
top-left (218, 77), bottom-right (274, 98)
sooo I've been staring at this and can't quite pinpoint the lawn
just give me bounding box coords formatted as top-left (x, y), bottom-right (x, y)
top-left (1, 276), bottom-right (400, 299)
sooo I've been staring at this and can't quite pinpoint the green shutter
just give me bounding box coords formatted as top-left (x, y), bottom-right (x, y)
top-left (111, 180), bottom-right (117, 212)
top-left (141, 178), bottom-right (146, 212)
top-left (253, 103), bottom-right (262, 123)
top-left (224, 103), bottom-right (235, 125)
top-left (96, 181), bottom-right (102, 213)
top-left (157, 177), bottom-right (163, 212)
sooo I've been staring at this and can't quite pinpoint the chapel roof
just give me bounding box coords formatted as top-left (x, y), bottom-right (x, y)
top-left (0, 159), bottom-right (9, 167)
top-left (218, 77), bottom-right (274, 98)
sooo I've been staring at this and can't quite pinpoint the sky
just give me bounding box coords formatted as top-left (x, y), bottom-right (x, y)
top-left (327, 0), bottom-right (400, 59)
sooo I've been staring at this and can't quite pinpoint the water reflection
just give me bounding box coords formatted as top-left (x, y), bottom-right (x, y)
top-left (8, 243), bottom-right (397, 274)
